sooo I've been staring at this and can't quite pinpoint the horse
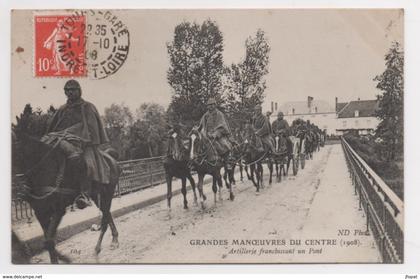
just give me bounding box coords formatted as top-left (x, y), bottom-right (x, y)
top-left (273, 132), bottom-right (293, 182)
top-left (164, 129), bottom-right (198, 210)
top-left (222, 141), bottom-right (247, 187)
top-left (13, 132), bottom-right (120, 263)
top-left (188, 128), bottom-right (234, 209)
top-left (241, 127), bottom-right (273, 192)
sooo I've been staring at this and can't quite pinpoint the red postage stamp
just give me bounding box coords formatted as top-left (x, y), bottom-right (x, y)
top-left (34, 14), bottom-right (86, 77)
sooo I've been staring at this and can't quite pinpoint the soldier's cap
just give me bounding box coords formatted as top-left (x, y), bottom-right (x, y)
top-left (277, 111), bottom-right (284, 117)
top-left (207, 98), bottom-right (217, 105)
top-left (64, 79), bottom-right (81, 90)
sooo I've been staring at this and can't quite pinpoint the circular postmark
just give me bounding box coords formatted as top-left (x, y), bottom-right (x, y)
top-left (84, 10), bottom-right (130, 79)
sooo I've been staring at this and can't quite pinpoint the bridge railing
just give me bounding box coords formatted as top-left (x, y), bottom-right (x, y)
top-left (115, 156), bottom-right (166, 196)
top-left (12, 156), bottom-right (167, 223)
top-left (341, 137), bottom-right (404, 263)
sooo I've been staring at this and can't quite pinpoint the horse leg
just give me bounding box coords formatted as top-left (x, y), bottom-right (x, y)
top-left (217, 172), bottom-right (224, 202)
top-left (252, 165), bottom-right (260, 192)
top-left (42, 209), bottom-right (68, 264)
top-left (239, 164), bottom-right (244, 181)
top-left (227, 168), bottom-right (235, 201)
top-left (108, 214), bottom-right (119, 249)
top-left (268, 160), bottom-right (273, 185)
top-left (231, 165), bottom-right (236, 185)
top-left (286, 156), bottom-right (291, 176)
top-left (187, 174), bottom-right (198, 206)
top-left (211, 177), bottom-right (218, 205)
top-left (223, 168), bottom-right (229, 188)
top-left (197, 174), bottom-right (206, 209)
top-left (250, 164), bottom-right (258, 188)
top-left (181, 177), bottom-right (188, 209)
top-left (245, 165), bottom-right (252, 180)
top-left (166, 173), bottom-right (172, 210)
top-left (95, 210), bottom-right (110, 255)
top-left (259, 163), bottom-right (265, 189)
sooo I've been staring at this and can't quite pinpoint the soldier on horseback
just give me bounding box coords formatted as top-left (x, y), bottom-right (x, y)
top-left (271, 111), bottom-right (291, 153)
top-left (251, 104), bottom-right (276, 155)
top-left (197, 98), bottom-right (234, 169)
top-left (41, 79), bottom-right (111, 209)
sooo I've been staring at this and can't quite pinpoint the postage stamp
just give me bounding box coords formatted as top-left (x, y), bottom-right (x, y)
top-left (34, 14), bottom-right (86, 77)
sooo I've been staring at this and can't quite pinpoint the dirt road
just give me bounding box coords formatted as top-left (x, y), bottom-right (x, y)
top-left (31, 144), bottom-right (380, 264)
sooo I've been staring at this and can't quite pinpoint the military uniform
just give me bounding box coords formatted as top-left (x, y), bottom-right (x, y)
top-left (41, 80), bottom-right (110, 208)
top-left (252, 112), bottom-right (275, 154)
top-left (272, 119), bottom-right (290, 136)
top-left (198, 108), bottom-right (232, 157)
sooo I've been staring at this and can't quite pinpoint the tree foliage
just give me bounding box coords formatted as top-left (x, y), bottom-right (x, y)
top-left (374, 42), bottom-right (404, 161)
top-left (224, 29), bottom-right (270, 128)
top-left (167, 20), bottom-right (224, 128)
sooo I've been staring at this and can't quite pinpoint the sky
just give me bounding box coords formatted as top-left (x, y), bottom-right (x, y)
top-left (11, 9), bottom-right (403, 118)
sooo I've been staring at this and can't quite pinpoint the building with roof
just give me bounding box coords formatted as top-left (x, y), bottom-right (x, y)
top-left (270, 96), bottom-right (337, 135)
top-left (335, 98), bottom-right (379, 135)
top-left (269, 96), bottom-right (379, 136)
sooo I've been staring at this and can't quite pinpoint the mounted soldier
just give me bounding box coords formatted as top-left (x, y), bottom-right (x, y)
top-left (251, 104), bottom-right (276, 155)
top-left (272, 111), bottom-right (291, 153)
top-left (41, 79), bottom-right (111, 209)
top-left (197, 98), bottom-right (234, 168)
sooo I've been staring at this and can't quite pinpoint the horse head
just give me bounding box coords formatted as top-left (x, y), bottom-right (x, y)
top-left (167, 128), bottom-right (189, 161)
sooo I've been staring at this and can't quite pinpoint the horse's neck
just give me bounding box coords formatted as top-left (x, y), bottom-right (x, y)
top-left (198, 137), bottom-right (217, 161)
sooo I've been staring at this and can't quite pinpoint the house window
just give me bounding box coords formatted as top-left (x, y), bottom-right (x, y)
top-left (315, 107), bottom-right (318, 113)
top-left (354, 110), bottom-right (359, 117)
top-left (292, 108), bottom-right (295, 114)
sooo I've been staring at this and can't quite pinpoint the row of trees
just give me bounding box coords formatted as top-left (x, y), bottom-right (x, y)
top-left (167, 19), bottom-right (270, 129)
top-left (12, 102), bottom-right (168, 161)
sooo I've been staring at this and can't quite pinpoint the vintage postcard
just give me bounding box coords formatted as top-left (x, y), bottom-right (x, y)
top-left (11, 9), bottom-right (404, 264)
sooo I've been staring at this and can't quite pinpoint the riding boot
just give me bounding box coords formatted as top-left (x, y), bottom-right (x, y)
top-left (75, 179), bottom-right (92, 209)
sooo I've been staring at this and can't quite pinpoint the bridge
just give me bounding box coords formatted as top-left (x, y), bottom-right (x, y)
top-left (12, 139), bottom-right (403, 264)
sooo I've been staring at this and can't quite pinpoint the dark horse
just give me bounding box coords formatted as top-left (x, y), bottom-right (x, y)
top-left (273, 133), bottom-right (293, 182)
top-left (189, 128), bottom-right (234, 209)
top-left (164, 130), bottom-right (198, 210)
top-left (242, 126), bottom-right (273, 192)
top-left (14, 133), bottom-right (120, 263)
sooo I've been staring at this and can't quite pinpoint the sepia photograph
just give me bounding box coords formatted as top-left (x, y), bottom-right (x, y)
top-left (10, 9), bottom-right (404, 264)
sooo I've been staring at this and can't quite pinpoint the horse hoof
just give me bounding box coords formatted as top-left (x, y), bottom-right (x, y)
top-left (110, 241), bottom-right (119, 250)
top-left (94, 247), bottom-right (101, 255)
top-left (201, 201), bottom-right (205, 210)
top-left (203, 195), bottom-right (207, 201)
top-left (184, 205), bottom-right (188, 210)
top-left (230, 193), bottom-right (235, 201)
